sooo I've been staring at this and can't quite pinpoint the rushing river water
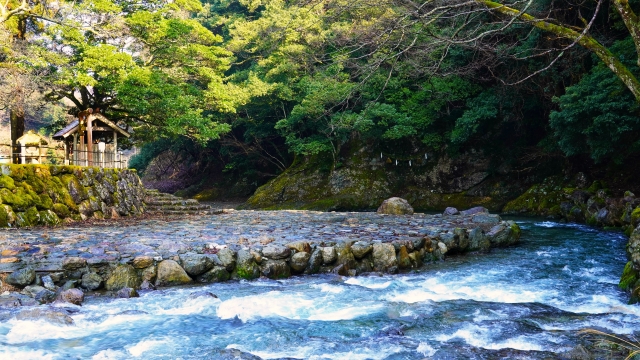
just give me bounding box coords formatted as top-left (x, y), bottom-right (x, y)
top-left (1, 218), bottom-right (639, 359)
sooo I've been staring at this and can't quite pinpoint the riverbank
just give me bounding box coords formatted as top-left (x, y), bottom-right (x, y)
top-left (0, 219), bottom-right (635, 359)
top-left (0, 208), bottom-right (519, 306)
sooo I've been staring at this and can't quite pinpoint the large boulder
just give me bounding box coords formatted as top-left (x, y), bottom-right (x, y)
top-left (105, 264), bottom-right (140, 291)
top-left (6, 268), bottom-right (35, 288)
top-left (372, 243), bottom-right (397, 271)
top-left (377, 197), bottom-right (414, 215)
top-left (155, 260), bottom-right (192, 287)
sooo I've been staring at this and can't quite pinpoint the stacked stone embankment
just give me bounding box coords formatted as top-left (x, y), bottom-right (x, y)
top-left (0, 164), bottom-right (145, 227)
top-left (0, 208), bottom-right (520, 306)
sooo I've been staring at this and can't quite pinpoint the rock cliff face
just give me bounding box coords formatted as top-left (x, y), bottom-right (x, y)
top-left (0, 164), bottom-right (145, 227)
top-left (244, 144), bottom-right (537, 211)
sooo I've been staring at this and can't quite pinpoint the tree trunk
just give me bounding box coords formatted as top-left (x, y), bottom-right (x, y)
top-left (10, 109), bottom-right (25, 164)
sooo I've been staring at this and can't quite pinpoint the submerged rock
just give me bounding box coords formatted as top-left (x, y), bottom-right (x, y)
top-left (16, 308), bottom-right (74, 325)
top-left (116, 287), bottom-right (139, 298)
top-left (214, 349), bottom-right (263, 360)
top-left (155, 260), bottom-right (192, 287)
top-left (188, 291), bottom-right (218, 300)
top-left (377, 197), bottom-right (414, 215)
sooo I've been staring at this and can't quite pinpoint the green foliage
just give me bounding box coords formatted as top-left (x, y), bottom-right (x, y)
top-left (550, 38), bottom-right (640, 164)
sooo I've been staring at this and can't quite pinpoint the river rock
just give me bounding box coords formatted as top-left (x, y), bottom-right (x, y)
top-left (460, 206), bottom-right (488, 216)
top-left (439, 232), bottom-right (459, 253)
top-left (468, 228), bottom-right (490, 251)
top-left (62, 257), bottom-right (87, 270)
top-left (179, 254), bottom-right (214, 277)
top-left (351, 241), bottom-right (373, 259)
top-left (235, 249), bottom-right (260, 280)
top-left (58, 288), bottom-right (84, 305)
top-left (116, 287), bottom-right (139, 298)
top-left (105, 264), bottom-right (140, 291)
top-left (21, 285), bottom-right (46, 298)
top-left (335, 242), bottom-right (357, 269)
top-left (305, 248), bottom-right (323, 274)
top-left (372, 243), bottom-right (397, 271)
top-left (454, 228), bottom-right (470, 251)
top-left (35, 289), bottom-right (56, 304)
top-left (260, 259), bottom-right (290, 279)
top-left (16, 308), bottom-right (74, 325)
top-left (42, 275), bottom-right (56, 291)
top-left (286, 241), bottom-right (311, 253)
top-left (6, 268), bottom-right (35, 287)
top-left (443, 207), bottom-right (460, 215)
top-left (155, 260), bottom-right (192, 287)
top-left (216, 248), bottom-right (237, 272)
top-left (487, 221), bottom-right (519, 247)
top-left (397, 246), bottom-right (412, 269)
top-left (196, 266), bottom-right (230, 283)
top-left (81, 272), bottom-right (103, 291)
top-left (472, 214), bottom-right (501, 224)
top-left (320, 246), bottom-right (337, 264)
top-left (262, 244), bottom-right (291, 260)
top-left (61, 280), bottom-right (78, 291)
top-left (290, 252), bottom-right (311, 272)
top-left (377, 197), bottom-right (414, 215)
top-left (132, 256), bottom-right (154, 269)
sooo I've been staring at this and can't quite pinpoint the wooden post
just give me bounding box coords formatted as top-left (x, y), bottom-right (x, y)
top-left (73, 133), bottom-right (78, 165)
top-left (64, 141), bottom-right (69, 165)
top-left (113, 132), bottom-right (118, 169)
top-left (87, 115), bottom-right (93, 166)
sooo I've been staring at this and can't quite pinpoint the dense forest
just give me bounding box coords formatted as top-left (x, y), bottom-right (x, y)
top-left (2, 0), bottom-right (640, 202)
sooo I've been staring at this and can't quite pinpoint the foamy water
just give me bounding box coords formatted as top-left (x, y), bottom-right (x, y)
top-left (0, 219), bottom-right (638, 359)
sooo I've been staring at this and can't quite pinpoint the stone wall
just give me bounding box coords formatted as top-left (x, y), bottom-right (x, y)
top-left (0, 164), bottom-right (145, 227)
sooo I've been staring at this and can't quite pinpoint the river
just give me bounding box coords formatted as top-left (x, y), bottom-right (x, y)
top-left (1, 218), bottom-right (638, 359)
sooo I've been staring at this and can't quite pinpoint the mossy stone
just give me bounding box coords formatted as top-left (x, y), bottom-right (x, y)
top-left (0, 175), bottom-right (15, 190)
top-left (52, 203), bottom-right (71, 218)
top-left (105, 264), bottom-right (141, 291)
top-left (619, 261), bottom-right (639, 290)
top-left (39, 210), bottom-right (60, 226)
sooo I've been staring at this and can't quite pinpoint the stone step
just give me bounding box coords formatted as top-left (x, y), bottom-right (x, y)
top-left (147, 205), bottom-right (211, 211)
top-left (145, 199), bottom-right (200, 206)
